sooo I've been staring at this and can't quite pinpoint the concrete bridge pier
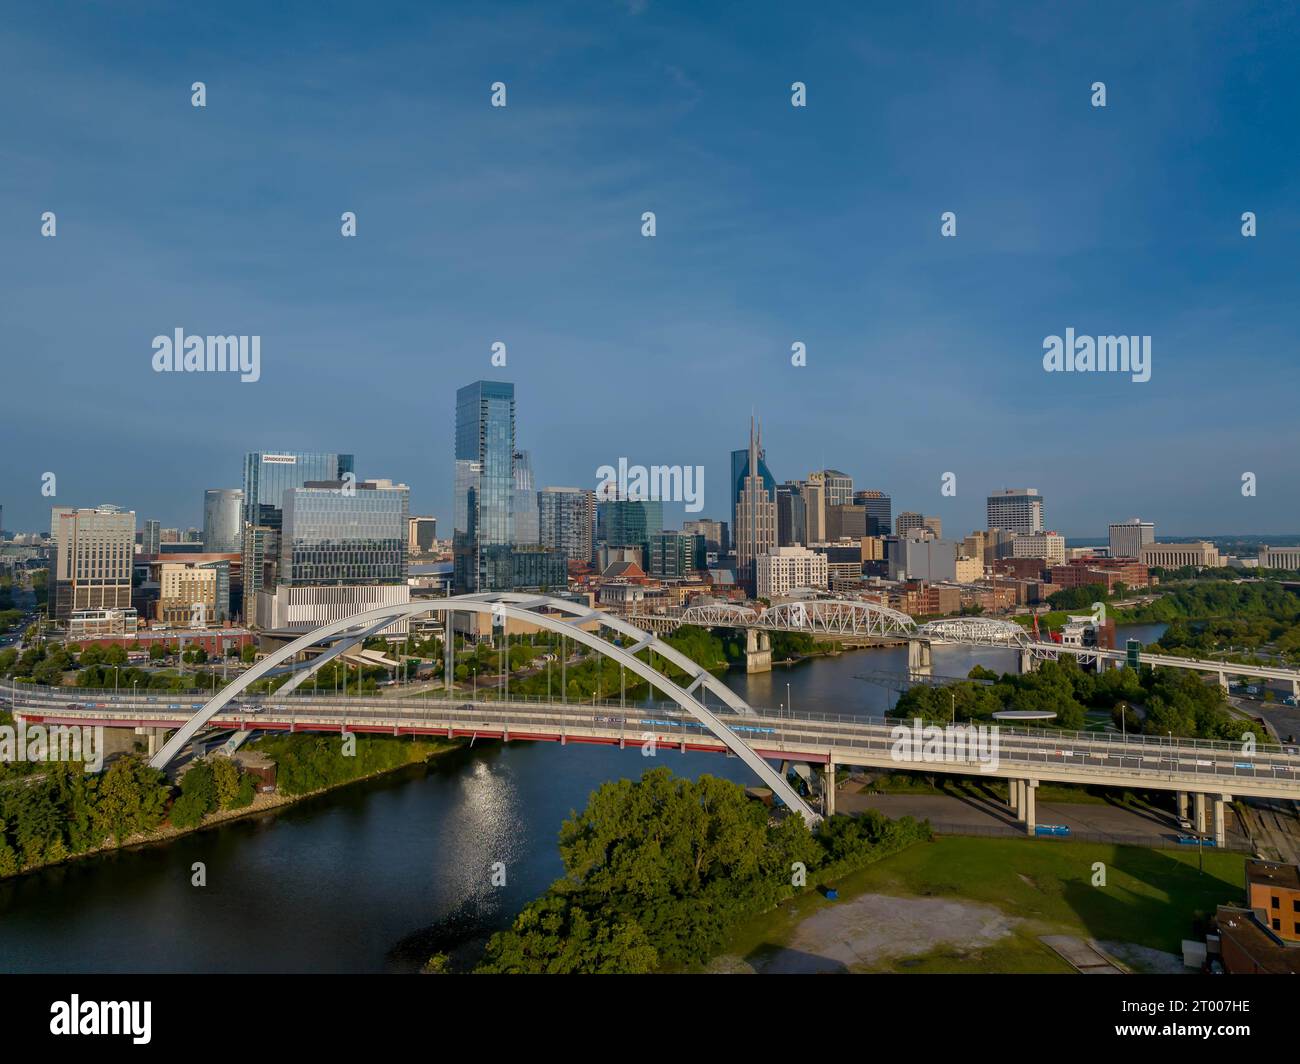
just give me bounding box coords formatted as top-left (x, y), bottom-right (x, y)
top-left (745, 629), bottom-right (772, 674)
top-left (907, 639), bottom-right (932, 677)
top-left (1018, 648), bottom-right (1038, 675)
top-left (1020, 779), bottom-right (1038, 835)
top-left (1008, 777), bottom-right (1022, 816)
top-left (1193, 793), bottom-right (1208, 834)
top-left (822, 762), bottom-right (836, 817)
top-left (134, 726), bottom-right (168, 757)
top-left (1213, 794), bottom-right (1231, 848)
top-left (1293, 678), bottom-right (1300, 701)
top-left (1177, 791), bottom-right (1189, 821)
top-left (1217, 671), bottom-right (1229, 692)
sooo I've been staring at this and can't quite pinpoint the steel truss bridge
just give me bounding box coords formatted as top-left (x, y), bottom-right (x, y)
top-left (633, 599), bottom-right (1300, 688)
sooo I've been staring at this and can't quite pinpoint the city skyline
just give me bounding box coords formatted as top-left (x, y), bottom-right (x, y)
top-left (2, 3), bottom-right (1298, 536)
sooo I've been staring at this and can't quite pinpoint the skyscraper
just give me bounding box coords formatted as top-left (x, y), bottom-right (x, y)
top-left (854, 490), bottom-right (892, 536)
top-left (776, 482), bottom-right (807, 546)
top-left (987, 489), bottom-right (1045, 535)
top-left (142, 519), bottom-right (161, 556)
top-left (813, 469), bottom-right (854, 507)
top-left (539, 487), bottom-right (596, 564)
top-left (241, 451), bottom-right (354, 599)
top-left (241, 451), bottom-right (355, 534)
top-left (511, 449), bottom-right (539, 546)
top-left (730, 436), bottom-right (776, 521)
top-left (203, 488), bottom-right (243, 553)
top-left (454, 380), bottom-right (516, 593)
top-left (735, 416), bottom-right (777, 595)
top-left (598, 499), bottom-right (663, 555)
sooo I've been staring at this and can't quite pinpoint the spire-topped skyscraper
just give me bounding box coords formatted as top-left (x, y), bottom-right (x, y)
top-left (733, 414), bottom-right (777, 596)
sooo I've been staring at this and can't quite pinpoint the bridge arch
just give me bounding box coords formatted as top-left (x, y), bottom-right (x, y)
top-left (148, 594), bottom-right (820, 825)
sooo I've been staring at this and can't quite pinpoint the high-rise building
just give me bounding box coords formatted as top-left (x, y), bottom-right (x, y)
top-left (826, 504), bottom-right (869, 541)
top-left (812, 469), bottom-right (854, 507)
top-left (598, 499), bottom-right (663, 555)
top-left (512, 449), bottom-right (539, 546)
top-left (279, 479), bottom-right (409, 586)
top-left (539, 487), bottom-right (596, 564)
top-left (731, 438), bottom-right (776, 521)
top-left (889, 531), bottom-right (959, 582)
top-left (896, 512), bottom-right (926, 535)
top-left (142, 519), bottom-right (161, 556)
top-left (776, 483), bottom-right (808, 547)
top-left (407, 516), bottom-right (438, 555)
top-left (801, 480), bottom-right (826, 543)
top-left (510, 546), bottom-right (568, 590)
top-left (987, 489), bottom-right (1044, 535)
top-left (757, 545), bottom-right (829, 598)
top-left (203, 488), bottom-right (243, 554)
top-left (854, 490), bottom-right (892, 536)
top-left (241, 451), bottom-right (355, 600)
top-left (735, 416), bottom-right (777, 595)
top-left (683, 518), bottom-right (728, 557)
top-left (242, 451), bottom-right (354, 534)
top-left (454, 381), bottom-right (516, 593)
top-left (50, 505), bottom-right (136, 623)
top-left (1109, 518), bottom-right (1155, 559)
top-left (647, 531), bottom-right (706, 578)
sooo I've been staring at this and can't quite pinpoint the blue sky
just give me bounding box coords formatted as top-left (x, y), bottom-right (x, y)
top-left (2, 0), bottom-right (1298, 537)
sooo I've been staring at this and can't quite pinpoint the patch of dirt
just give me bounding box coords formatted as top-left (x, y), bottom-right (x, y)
top-left (712, 893), bottom-right (1020, 974)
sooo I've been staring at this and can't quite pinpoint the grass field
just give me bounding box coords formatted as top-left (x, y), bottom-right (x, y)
top-left (718, 835), bottom-right (1245, 973)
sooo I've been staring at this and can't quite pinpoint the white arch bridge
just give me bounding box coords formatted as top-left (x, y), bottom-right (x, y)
top-left (143, 593), bottom-right (823, 826)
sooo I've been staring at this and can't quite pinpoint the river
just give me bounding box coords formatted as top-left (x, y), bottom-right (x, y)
top-left (0, 624), bottom-right (1165, 972)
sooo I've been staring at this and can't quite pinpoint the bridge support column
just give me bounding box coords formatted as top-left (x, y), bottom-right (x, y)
top-left (907, 639), bottom-right (932, 677)
top-left (1213, 794), bottom-right (1230, 848)
top-left (1218, 671), bottom-right (1228, 692)
top-left (744, 629), bottom-right (772, 674)
top-left (1018, 648), bottom-right (1037, 675)
top-left (1193, 793), bottom-right (1207, 834)
top-left (1177, 791), bottom-right (1188, 821)
top-left (1008, 778), bottom-right (1020, 816)
top-left (822, 762), bottom-right (836, 817)
top-left (1022, 779), bottom-right (1037, 835)
top-left (1293, 678), bottom-right (1299, 700)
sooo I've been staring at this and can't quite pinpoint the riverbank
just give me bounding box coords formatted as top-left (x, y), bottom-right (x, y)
top-left (0, 737), bottom-right (463, 882)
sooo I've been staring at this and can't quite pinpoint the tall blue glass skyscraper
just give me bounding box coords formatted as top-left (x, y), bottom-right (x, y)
top-left (454, 381), bottom-right (516, 593)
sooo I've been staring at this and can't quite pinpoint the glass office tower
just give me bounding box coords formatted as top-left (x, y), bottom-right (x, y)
top-left (279, 481), bottom-right (409, 585)
top-left (241, 452), bottom-right (355, 533)
top-left (454, 381), bottom-right (516, 593)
